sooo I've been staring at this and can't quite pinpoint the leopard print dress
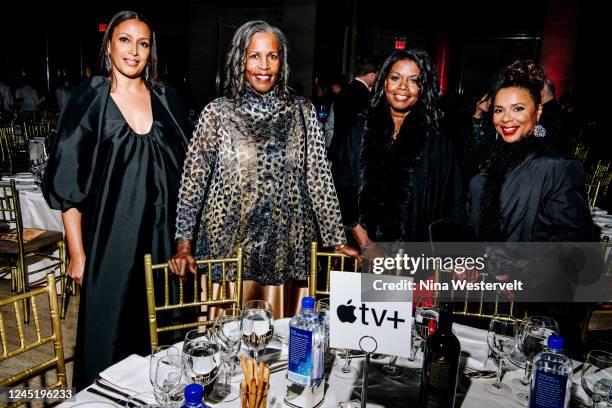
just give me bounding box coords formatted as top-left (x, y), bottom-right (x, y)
top-left (175, 86), bottom-right (345, 285)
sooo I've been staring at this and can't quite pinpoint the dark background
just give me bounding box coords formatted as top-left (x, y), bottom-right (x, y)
top-left (0, 0), bottom-right (604, 122)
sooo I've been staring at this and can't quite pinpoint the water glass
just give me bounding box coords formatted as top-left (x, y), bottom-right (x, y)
top-left (183, 329), bottom-right (221, 388)
top-left (241, 300), bottom-right (274, 362)
top-left (152, 355), bottom-right (185, 408)
top-left (210, 309), bottom-right (242, 401)
top-left (582, 350), bottom-right (612, 407)
top-left (486, 315), bottom-right (517, 395)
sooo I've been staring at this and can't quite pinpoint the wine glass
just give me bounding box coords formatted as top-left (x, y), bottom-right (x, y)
top-left (581, 350), bottom-right (612, 407)
top-left (183, 329), bottom-right (221, 390)
top-left (486, 314), bottom-right (517, 395)
top-left (241, 300), bottom-right (274, 362)
top-left (152, 355), bottom-right (186, 408)
top-left (513, 321), bottom-right (556, 406)
top-left (149, 345), bottom-right (180, 386)
top-left (528, 315), bottom-right (559, 332)
top-left (210, 309), bottom-right (242, 402)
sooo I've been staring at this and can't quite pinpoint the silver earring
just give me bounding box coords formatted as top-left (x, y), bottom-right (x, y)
top-left (533, 124), bottom-right (546, 138)
top-left (105, 53), bottom-right (112, 73)
top-left (144, 65), bottom-right (150, 82)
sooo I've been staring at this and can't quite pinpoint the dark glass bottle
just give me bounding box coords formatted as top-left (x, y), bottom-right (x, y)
top-left (419, 302), bottom-right (461, 408)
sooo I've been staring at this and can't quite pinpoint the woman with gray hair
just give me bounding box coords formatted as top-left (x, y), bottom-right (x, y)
top-left (169, 20), bottom-right (357, 317)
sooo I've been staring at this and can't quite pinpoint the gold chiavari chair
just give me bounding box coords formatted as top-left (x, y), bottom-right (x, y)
top-left (144, 247), bottom-right (244, 350)
top-left (0, 126), bottom-right (15, 175)
top-left (571, 140), bottom-right (589, 163)
top-left (309, 241), bottom-right (360, 299)
top-left (0, 180), bottom-right (69, 322)
top-left (433, 262), bottom-right (516, 320)
top-left (0, 273), bottom-right (67, 396)
top-left (585, 161), bottom-right (611, 207)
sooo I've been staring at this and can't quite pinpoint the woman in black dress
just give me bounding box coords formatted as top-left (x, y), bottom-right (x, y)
top-left (42, 11), bottom-right (190, 389)
top-left (352, 49), bottom-right (464, 248)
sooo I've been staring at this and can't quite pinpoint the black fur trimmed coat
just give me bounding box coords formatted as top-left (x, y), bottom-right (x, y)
top-left (358, 108), bottom-right (465, 242)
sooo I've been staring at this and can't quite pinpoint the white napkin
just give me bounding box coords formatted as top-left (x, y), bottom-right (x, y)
top-left (452, 323), bottom-right (490, 369)
top-left (98, 354), bottom-right (156, 403)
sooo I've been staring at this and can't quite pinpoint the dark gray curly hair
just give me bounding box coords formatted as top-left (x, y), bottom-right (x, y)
top-left (223, 20), bottom-right (290, 99)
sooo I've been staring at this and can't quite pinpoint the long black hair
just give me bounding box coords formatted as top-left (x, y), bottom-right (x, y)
top-left (98, 10), bottom-right (158, 88)
top-left (369, 49), bottom-right (443, 129)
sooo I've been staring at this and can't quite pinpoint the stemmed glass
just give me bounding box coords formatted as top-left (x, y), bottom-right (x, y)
top-left (152, 355), bottom-right (186, 408)
top-left (210, 309), bottom-right (242, 402)
top-left (486, 314), bottom-right (517, 395)
top-left (150, 345), bottom-right (180, 387)
top-left (513, 319), bottom-right (557, 406)
top-left (183, 329), bottom-right (221, 392)
top-left (241, 300), bottom-right (274, 362)
top-left (581, 350), bottom-right (612, 407)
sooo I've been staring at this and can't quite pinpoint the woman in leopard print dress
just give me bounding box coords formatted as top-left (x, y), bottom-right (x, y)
top-left (168, 20), bottom-right (358, 317)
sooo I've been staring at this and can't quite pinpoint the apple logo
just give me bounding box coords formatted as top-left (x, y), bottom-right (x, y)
top-left (337, 299), bottom-right (357, 323)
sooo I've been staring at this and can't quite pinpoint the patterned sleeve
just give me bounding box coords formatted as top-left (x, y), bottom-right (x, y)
top-left (301, 99), bottom-right (347, 246)
top-left (175, 102), bottom-right (220, 242)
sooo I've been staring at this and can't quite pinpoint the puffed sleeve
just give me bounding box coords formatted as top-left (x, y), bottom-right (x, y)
top-left (540, 159), bottom-right (595, 242)
top-left (301, 99), bottom-right (346, 247)
top-left (175, 102), bottom-right (220, 242)
top-left (42, 79), bottom-right (105, 212)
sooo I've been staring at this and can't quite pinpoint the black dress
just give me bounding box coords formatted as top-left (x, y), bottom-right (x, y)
top-left (43, 77), bottom-right (190, 390)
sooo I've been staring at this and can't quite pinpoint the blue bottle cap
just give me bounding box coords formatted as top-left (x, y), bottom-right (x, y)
top-left (184, 383), bottom-right (203, 404)
top-left (302, 297), bottom-right (315, 309)
top-left (547, 335), bottom-right (564, 350)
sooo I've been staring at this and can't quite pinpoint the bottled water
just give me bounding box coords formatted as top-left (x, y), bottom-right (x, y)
top-left (529, 335), bottom-right (573, 408)
top-left (287, 297), bottom-right (325, 387)
top-left (181, 383), bottom-right (208, 408)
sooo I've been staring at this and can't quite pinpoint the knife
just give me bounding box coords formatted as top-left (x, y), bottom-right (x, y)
top-left (94, 379), bottom-right (148, 405)
top-left (87, 387), bottom-right (137, 407)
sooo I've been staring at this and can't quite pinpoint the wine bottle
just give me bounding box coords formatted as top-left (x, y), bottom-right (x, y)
top-left (420, 302), bottom-right (461, 408)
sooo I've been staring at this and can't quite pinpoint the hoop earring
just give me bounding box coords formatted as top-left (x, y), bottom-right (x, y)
top-left (533, 124), bottom-right (546, 138)
top-left (104, 52), bottom-right (112, 73)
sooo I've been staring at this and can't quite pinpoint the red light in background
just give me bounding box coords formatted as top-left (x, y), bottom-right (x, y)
top-left (395, 40), bottom-right (406, 50)
top-left (99, 24), bottom-right (107, 32)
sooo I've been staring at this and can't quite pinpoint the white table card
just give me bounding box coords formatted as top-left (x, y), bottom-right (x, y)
top-left (329, 271), bottom-right (413, 358)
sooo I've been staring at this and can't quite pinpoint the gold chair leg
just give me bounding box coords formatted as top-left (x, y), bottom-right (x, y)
top-left (17, 257), bottom-right (30, 324)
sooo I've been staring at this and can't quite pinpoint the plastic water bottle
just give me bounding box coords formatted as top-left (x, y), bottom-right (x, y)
top-left (181, 384), bottom-right (208, 408)
top-left (287, 296), bottom-right (325, 387)
top-left (529, 335), bottom-right (573, 408)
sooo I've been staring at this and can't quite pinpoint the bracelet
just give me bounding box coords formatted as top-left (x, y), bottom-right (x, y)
top-left (361, 241), bottom-right (375, 250)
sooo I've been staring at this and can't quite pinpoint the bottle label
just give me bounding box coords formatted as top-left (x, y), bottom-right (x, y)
top-left (425, 356), bottom-right (456, 407)
top-left (287, 326), bottom-right (323, 386)
top-left (529, 370), bottom-right (568, 408)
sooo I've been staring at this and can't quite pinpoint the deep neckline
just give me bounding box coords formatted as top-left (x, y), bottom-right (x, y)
top-left (108, 92), bottom-right (154, 136)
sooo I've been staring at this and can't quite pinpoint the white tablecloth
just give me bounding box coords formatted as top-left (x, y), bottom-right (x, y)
top-left (58, 343), bottom-right (591, 408)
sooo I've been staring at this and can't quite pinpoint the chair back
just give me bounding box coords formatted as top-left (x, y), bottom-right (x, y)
top-left (0, 273), bottom-right (67, 387)
top-left (433, 262), bottom-right (515, 319)
top-left (0, 180), bottom-right (25, 264)
top-left (309, 241), bottom-right (360, 298)
top-left (144, 247), bottom-right (243, 350)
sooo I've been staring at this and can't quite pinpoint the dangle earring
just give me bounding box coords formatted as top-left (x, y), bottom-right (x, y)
top-left (144, 64), bottom-right (150, 83)
top-left (104, 52), bottom-right (112, 73)
top-left (533, 123), bottom-right (546, 138)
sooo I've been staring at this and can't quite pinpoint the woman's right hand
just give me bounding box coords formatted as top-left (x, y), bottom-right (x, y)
top-left (168, 240), bottom-right (197, 282)
top-left (67, 254), bottom-right (86, 286)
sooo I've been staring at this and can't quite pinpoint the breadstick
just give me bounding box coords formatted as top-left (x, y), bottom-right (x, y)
top-left (259, 361), bottom-right (265, 385)
top-left (255, 379), bottom-right (264, 408)
top-left (252, 359), bottom-right (259, 386)
top-left (241, 380), bottom-right (247, 408)
top-left (248, 358), bottom-right (254, 384)
top-left (240, 354), bottom-right (249, 382)
top-left (261, 387), bottom-right (268, 408)
top-left (249, 378), bottom-right (257, 408)
top-left (264, 364), bottom-right (270, 385)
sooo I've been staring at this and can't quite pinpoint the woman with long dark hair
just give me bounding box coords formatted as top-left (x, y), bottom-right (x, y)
top-left (42, 10), bottom-right (190, 388)
top-left (352, 49), bottom-right (464, 248)
top-left (168, 21), bottom-right (357, 318)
